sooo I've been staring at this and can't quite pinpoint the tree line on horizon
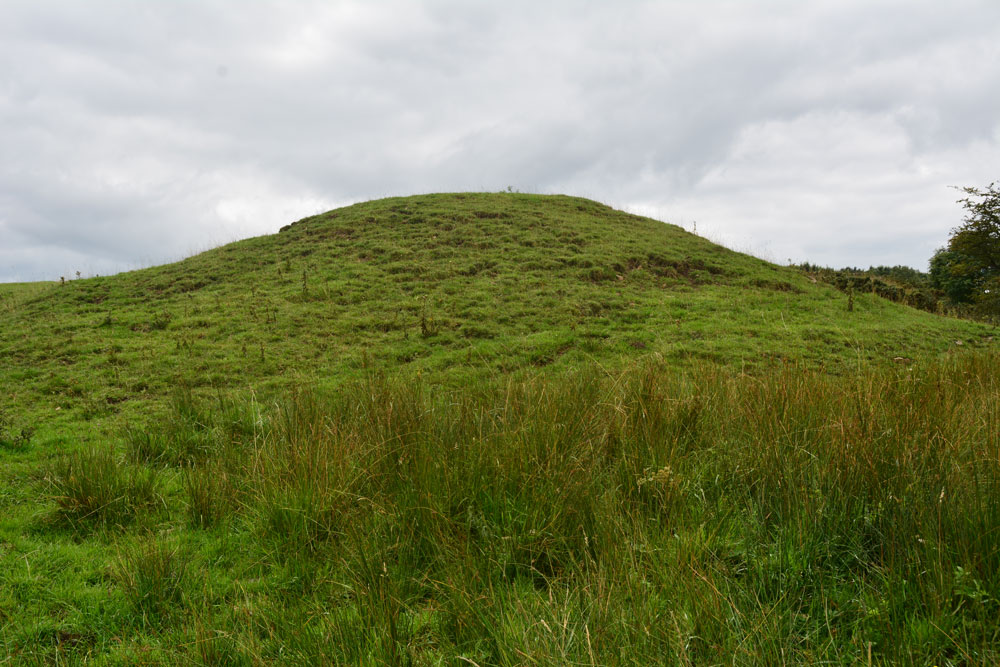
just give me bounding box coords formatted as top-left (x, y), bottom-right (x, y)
top-left (797, 182), bottom-right (1000, 321)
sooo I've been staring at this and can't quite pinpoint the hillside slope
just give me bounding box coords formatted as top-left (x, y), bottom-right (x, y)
top-left (0, 192), bottom-right (993, 431)
top-left (2, 193), bottom-right (998, 663)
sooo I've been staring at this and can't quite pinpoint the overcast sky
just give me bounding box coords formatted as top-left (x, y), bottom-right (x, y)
top-left (2, 0), bottom-right (999, 282)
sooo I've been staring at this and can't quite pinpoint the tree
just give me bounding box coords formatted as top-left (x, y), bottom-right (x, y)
top-left (929, 248), bottom-right (976, 303)
top-left (930, 182), bottom-right (1000, 316)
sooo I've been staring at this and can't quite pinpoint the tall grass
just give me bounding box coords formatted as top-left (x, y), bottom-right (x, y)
top-left (45, 446), bottom-right (161, 528)
top-left (104, 352), bottom-right (1000, 663)
top-left (115, 537), bottom-right (190, 627)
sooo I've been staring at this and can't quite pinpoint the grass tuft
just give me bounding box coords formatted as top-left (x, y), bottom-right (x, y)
top-left (115, 538), bottom-right (190, 627)
top-left (45, 446), bottom-right (161, 527)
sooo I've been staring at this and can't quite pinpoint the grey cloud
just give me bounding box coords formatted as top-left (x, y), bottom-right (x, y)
top-left (2, 0), bottom-right (1000, 281)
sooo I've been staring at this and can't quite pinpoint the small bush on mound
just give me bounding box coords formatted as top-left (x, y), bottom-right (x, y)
top-left (46, 446), bottom-right (160, 527)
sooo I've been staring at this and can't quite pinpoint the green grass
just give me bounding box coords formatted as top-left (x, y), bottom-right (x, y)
top-left (0, 194), bottom-right (991, 427)
top-left (1, 192), bottom-right (998, 663)
top-left (4, 354), bottom-right (999, 663)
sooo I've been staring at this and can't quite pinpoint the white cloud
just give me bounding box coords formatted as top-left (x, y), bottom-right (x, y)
top-left (2, 0), bottom-right (999, 282)
top-left (647, 110), bottom-right (1000, 268)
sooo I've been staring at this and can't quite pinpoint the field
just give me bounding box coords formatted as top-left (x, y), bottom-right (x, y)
top-left (1, 193), bottom-right (997, 664)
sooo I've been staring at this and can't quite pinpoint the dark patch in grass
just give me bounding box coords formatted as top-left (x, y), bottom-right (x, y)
top-left (460, 324), bottom-right (495, 339)
top-left (644, 253), bottom-right (725, 281)
top-left (0, 410), bottom-right (33, 452)
top-left (751, 278), bottom-right (805, 293)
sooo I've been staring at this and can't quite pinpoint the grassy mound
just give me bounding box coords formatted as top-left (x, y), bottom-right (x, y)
top-left (1, 192), bottom-right (997, 662)
top-left (0, 193), bottom-right (992, 431)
